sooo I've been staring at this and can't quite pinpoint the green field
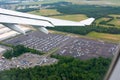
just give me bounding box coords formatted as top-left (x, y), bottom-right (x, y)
top-left (29, 9), bottom-right (61, 16)
top-left (108, 14), bottom-right (120, 26)
top-left (87, 31), bottom-right (120, 42)
top-left (52, 14), bottom-right (88, 21)
top-left (19, 0), bottom-right (67, 5)
top-left (95, 14), bottom-right (120, 27)
top-left (29, 9), bottom-right (88, 21)
top-left (95, 17), bottom-right (111, 27)
top-left (107, 0), bottom-right (120, 5)
top-left (70, 0), bottom-right (120, 6)
top-left (19, 0), bottom-right (120, 6)
top-left (96, 18), bottom-right (111, 24)
top-left (108, 19), bottom-right (120, 26)
top-left (29, 8), bottom-right (120, 42)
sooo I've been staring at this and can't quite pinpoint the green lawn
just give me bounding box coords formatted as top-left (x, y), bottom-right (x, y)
top-left (29, 9), bottom-right (88, 21)
top-left (108, 19), bottom-right (120, 26)
top-left (29, 9), bottom-right (61, 16)
top-left (52, 14), bottom-right (88, 21)
top-left (95, 14), bottom-right (120, 27)
top-left (108, 14), bottom-right (120, 26)
top-left (106, 0), bottom-right (120, 5)
top-left (19, 0), bottom-right (120, 6)
top-left (19, 0), bottom-right (68, 5)
top-left (29, 9), bottom-right (120, 43)
top-left (95, 17), bottom-right (111, 24)
top-left (87, 31), bottom-right (120, 42)
top-left (68, 0), bottom-right (120, 6)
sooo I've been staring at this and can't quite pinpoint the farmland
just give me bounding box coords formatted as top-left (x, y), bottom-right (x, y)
top-left (29, 9), bottom-right (88, 21)
top-left (19, 0), bottom-right (120, 6)
top-left (87, 32), bottom-right (120, 42)
top-left (29, 7), bottom-right (120, 42)
top-left (29, 9), bottom-right (61, 16)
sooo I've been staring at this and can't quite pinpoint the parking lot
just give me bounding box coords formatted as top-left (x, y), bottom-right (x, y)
top-left (4, 31), bottom-right (118, 59)
top-left (0, 45), bottom-right (10, 57)
top-left (0, 53), bottom-right (57, 71)
top-left (57, 38), bottom-right (117, 59)
top-left (5, 31), bottom-right (71, 52)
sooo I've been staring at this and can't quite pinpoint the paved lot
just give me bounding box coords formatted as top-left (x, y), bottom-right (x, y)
top-left (0, 45), bottom-right (10, 57)
top-left (0, 53), bottom-right (57, 71)
top-left (57, 38), bottom-right (117, 60)
top-left (5, 31), bottom-right (71, 52)
top-left (4, 31), bottom-right (118, 60)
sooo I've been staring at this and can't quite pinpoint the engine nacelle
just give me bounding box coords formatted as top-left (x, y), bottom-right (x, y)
top-left (32, 26), bottom-right (49, 34)
top-left (2, 23), bottom-right (26, 35)
top-left (38, 27), bottom-right (49, 34)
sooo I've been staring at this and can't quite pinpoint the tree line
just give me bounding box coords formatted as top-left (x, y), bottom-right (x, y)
top-left (18, 2), bottom-right (120, 19)
top-left (48, 25), bottom-right (120, 35)
top-left (0, 55), bottom-right (111, 80)
top-left (52, 4), bottom-right (120, 18)
top-left (3, 45), bottom-right (44, 59)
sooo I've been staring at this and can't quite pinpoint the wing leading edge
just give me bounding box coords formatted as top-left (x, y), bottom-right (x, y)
top-left (0, 8), bottom-right (95, 34)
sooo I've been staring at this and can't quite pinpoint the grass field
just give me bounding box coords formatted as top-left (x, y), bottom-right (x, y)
top-left (87, 31), bottom-right (120, 42)
top-left (109, 14), bottom-right (120, 17)
top-left (29, 9), bottom-right (120, 42)
top-left (52, 14), bottom-right (88, 21)
top-left (18, 0), bottom-right (120, 6)
top-left (108, 19), bottom-right (120, 26)
top-left (106, 0), bottom-right (120, 5)
top-left (95, 17), bottom-right (111, 24)
top-left (29, 9), bottom-right (61, 16)
top-left (29, 9), bottom-right (88, 21)
top-left (18, 0), bottom-right (120, 7)
top-left (19, 0), bottom-right (67, 5)
top-left (95, 14), bottom-right (120, 27)
top-left (108, 14), bottom-right (120, 26)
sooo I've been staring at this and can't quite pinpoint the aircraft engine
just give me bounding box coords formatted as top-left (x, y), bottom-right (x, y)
top-left (38, 27), bottom-right (48, 34)
top-left (2, 23), bottom-right (26, 35)
top-left (32, 26), bottom-right (49, 34)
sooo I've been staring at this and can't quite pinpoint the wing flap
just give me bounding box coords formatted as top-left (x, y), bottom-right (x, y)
top-left (0, 14), bottom-right (54, 27)
top-left (79, 18), bottom-right (95, 25)
top-left (0, 8), bottom-right (95, 27)
top-left (0, 8), bottom-right (95, 35)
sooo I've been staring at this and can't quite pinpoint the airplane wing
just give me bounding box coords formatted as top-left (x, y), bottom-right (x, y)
top-left (0, 8), bottom-right (95, 34)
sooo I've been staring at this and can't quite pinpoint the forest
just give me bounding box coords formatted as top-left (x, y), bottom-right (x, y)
top-left (50, 3), bottom-right (120, 18)
top-left (18, 2), bottom-right (120, 19)
top-left (48, 24), bottom-right (120, 35)
top-left (31, 2), bottom-right (120, 36)
top-left (0, 55), bottom-right (111, 80)
top-left (3, 45), bottom-right (44, 59)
